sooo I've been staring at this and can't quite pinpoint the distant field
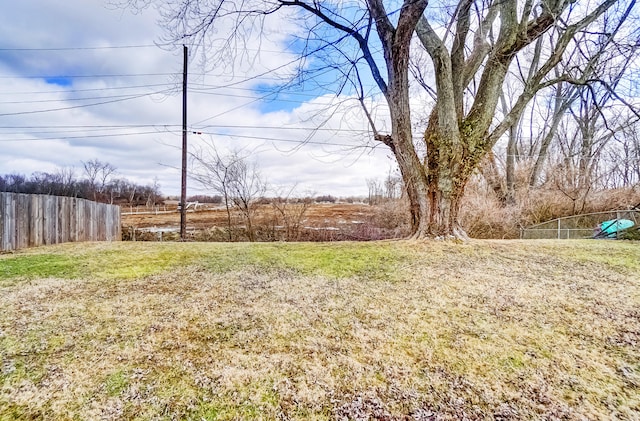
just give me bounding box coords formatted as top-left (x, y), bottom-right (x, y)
top-left (122, 203), bottom-right (375, 230)
top-left (122, 202), bottom-right (403, 241)
top-left (1, 240), bottom-right (639, 420)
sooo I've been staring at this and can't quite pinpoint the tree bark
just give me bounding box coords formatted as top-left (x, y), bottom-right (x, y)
top-left (368, 0), bottom-right (431, 238)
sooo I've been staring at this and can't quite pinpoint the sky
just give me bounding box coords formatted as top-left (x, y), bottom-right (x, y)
top-left (0, 0), bottom-right (397, 198)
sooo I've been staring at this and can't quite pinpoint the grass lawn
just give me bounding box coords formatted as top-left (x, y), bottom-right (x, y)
top-left (0, 240), bottom-right (639, 420)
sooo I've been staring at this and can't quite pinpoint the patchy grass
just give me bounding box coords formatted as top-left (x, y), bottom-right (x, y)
top-left (0, 242), bottom-right (403, 284)
top-left (0, 240), bottom-right (639, 420)
top-left (0, 253), bottom-right (80, 282)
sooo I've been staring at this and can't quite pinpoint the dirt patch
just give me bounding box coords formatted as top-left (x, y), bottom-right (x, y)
top-left (122, 203), bottom-right (406, 241)
top-left (122, 203), bottom-right (375, 229)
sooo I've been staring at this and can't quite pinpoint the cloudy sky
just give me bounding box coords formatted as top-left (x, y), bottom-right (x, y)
top-left (0, 0), bottom-right (397, 197)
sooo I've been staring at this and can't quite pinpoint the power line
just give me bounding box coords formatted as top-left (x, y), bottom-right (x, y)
top-left (189, 72), bottom-right (347, 127)
top-left (194, 131), bottom-right (373, 148)
top-left (0, 44), bottom-right (168, 51)
top-left (0, 83), bottom-right (174, 96)
top-left (0, 123), bottom-right (369, 136)
top-left (0, 80), bottom-right (352, 101)
top-left (1, 87), bottom-right (339, 106)
top-left (189, 84), bottom-right (317, 97)
top-left (0, 5), bottom-right (401, 145)
top-left (0, 70), bottom-right (326, 82)
top-left (0, 44), bottom-right (296, 54)
top-left (0, 130), bottom-right (170, 142)
top-left (0, 127), bottom-right (375, 148)
top-left (0, 73), bottom-right (177, 80)
top-left (0, 126), bottom-right (172, 135)
top-left (0, 79), bottom-right (349, 98)
top-left (0, 90), bottom-right (174, 105)
top-left (187, 89), bottom-right (344, 107)
top-left (0, 2), bottom-right (406, 55)
top-left (195, 124), bottom-right (369, 134)
top-left (0, 124), bottom-right (179, 130)
top-left (0, 89), bottom-right (173, 117)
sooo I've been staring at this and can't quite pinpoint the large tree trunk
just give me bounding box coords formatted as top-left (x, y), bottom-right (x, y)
top-left (424, 130), bottom-right (471, 239)
top-left (395, 155), bottom-right (430, 237)
top-left (504, 125), bottom-right (517, 205)
top-left (376, 1), bottom-right (432, 239)
top-left (386, 74), bottom-right (431, 238)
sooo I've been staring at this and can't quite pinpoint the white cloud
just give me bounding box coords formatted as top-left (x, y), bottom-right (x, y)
top-left (0, 0), bottom-right (394, 197)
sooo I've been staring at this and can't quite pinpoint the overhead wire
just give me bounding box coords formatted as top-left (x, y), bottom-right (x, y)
top-left (0, 82), bottom-right (367, 108)
top-left (0, 127), bottom-right (374, 150)
top-left (0, 88), bottom-right (174, 117)
top-left (0, 123), bottom-right (369, 137)
top-left (0, 72), bottom-right (177, 80)
top-left (0, 44), bottom-right (167, 51)
top-left (0, 90), bottom-right (175, 105)
top-left (194, 124), bottom-right (369, 133)
top-left (0, 4), bottom-right (403, 149)
top-left (189, 131), bottom-right (372, 149)
top-left (0, 44), bottom-right (298, 53)
top-left (0, 130), bottom-right (173, 142)
top-left (0, 83), bottom-right (175, 96)
top-left (0, 124), bottom-right (179, 130)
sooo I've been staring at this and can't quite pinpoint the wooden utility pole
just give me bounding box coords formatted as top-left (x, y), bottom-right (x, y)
top-left (180, 45), bottom-right (188, 240)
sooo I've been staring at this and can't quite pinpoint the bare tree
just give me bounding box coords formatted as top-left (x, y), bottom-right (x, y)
top-left (609, 121), bottom-right (640, 188)
top-left (126, 181), bottom-right (137, 209)
top-left (146, 177), bottom-right (161, 208)
top-left (384, 170), bottom-right (403, 200)
top-left (271, 185), bottom-right (312, 241)
top-left (131, 0), bottom-right (635, 238)
top-left (228, 158), bottom-right (267, 241)
top-left (366, 178), bottom-right (383, 206)
top-left (367, 171), bottom-right (403, 204)
top-left (82, 159), bottom-right (117, 202)
top-left (55, 167), bottom-right (77, 197)
top-left (190, 146), bottom-right (239, 241)
top-left (480, 2), bottom-right (640, 209)
top-left (190, 144), bottom-right (267, 241)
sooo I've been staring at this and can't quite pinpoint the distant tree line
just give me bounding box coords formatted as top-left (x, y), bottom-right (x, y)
top-left (186, 194), bottom-right (222, 204)
top-left (0, 159), bottom-right (161, 207)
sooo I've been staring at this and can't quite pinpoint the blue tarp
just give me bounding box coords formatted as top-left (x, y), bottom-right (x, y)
top-left (594, 219), bottom-right (635, 239)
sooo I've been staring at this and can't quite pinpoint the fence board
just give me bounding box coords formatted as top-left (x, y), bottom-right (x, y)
top-left (0, 194), bottom-right (6, 250)
top-left (70, 198), bottom-right (77, 242)
top-left (3, 194), bottom-right (16, 251)
top-left (15, 194), bottom-right (29, 250)
top-left (43, 195), bottom-right (54, 246)
top-left (30, 195), bottom-right (42, 247)
top-left (0, 193), bottom-right (121, 251)
top-left (77, 200), bottom-right (85, 242)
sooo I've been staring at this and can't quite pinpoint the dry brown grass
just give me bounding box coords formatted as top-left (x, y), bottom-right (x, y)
top-left (461, 181), bottom-right (640, 239)
top-left (1, 240), bottom-right (639, 420)
top-left (122, 203), bottom-right (397, 242)
top-left (122, 203), bottom-right (376, 230)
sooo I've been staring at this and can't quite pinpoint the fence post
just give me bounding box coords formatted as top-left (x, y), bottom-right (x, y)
top-left (557, 218), bottom-right (561, 240)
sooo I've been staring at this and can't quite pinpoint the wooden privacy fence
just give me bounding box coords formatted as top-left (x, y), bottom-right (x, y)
top-left (0, 193), bottom-right (121, 251)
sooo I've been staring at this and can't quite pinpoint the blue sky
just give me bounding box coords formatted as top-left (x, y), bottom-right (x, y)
top-left (0, 0), bottom-right (395, 197)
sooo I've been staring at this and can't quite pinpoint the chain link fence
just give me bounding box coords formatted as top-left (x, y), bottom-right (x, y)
top-left (520, 210), bottom-right (640, 239)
